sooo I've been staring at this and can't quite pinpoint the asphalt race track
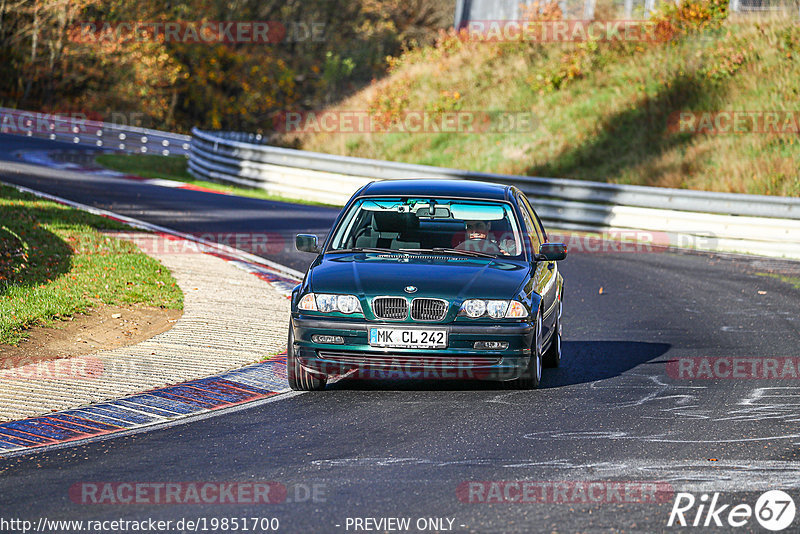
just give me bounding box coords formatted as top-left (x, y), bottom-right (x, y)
top-left (2, 135), bottom-right (800, 532)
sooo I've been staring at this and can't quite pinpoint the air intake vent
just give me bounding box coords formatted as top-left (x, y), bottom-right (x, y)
top-left (411, 298), bottom-right (448, 321)
top-left (372, 297), bottom-right (408, 320)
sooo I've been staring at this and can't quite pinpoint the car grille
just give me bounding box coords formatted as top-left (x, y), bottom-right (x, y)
top-left (411, 298), bottom-right (448, 321)
top-left (372, 297), bottom-right (408, 320)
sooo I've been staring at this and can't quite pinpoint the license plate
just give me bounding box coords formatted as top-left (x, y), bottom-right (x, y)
top-left (369, 328), bottom-right (447, 349)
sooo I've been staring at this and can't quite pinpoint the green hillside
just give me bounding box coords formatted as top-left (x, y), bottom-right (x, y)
top-left (291, 3), bottom-right (800, 196)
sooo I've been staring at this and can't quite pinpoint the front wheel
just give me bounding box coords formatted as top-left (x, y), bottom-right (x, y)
top-left (287, 320), bottom-right (327, 391)
top-left (505, 312), bottom-right (542, 390)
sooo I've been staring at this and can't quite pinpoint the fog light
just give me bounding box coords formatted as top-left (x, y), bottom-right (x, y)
top-left (474, 341), bottom-right (508, 350)
top-left (312, 335), bottom-right (344, 344)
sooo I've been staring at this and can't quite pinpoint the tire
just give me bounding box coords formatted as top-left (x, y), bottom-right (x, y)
top-left (287, 320), bottom-right (327, 391)
top-left (543, 298), bottom-right (562, 368)
top-left (505, 311), bottom-right (542, 390)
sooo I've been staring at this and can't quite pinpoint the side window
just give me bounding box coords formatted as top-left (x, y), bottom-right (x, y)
top-left (533, 211), bottom-right (547, 243)
top-left (517, 194), bottom-right (542, 250)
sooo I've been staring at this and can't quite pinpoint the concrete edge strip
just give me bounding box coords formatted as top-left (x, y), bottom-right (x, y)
top-left (0, 180), bottom-right (306, 457)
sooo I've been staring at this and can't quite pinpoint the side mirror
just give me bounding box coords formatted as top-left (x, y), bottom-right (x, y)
top-left (296, 234), bottom-right (320, 253)
top-left (536, 243), bottom-right (567, 261)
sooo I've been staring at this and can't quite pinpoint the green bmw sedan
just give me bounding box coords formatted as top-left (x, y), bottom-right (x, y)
top-left (289, 179), bottom-right (566, 390)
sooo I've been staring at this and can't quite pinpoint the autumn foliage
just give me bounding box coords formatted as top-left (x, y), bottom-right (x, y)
top-left (0, 0), bottom-right (451, 133)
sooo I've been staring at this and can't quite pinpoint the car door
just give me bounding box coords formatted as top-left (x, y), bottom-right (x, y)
top-left (517, 193), bottom-right (558, 339)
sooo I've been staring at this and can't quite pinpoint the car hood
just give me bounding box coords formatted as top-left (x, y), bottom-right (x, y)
top-left (309, 253), bottom-right (530, 301)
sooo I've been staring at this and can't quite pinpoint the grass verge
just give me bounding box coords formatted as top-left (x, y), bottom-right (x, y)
top-left (757, 272), bottom-right (800, 291)
top-left (95, 153), bottom-right (337, 207)
top-left (0, 184), bottom-right (183, 345)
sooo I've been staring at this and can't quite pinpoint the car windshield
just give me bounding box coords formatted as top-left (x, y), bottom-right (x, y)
top-left (328, 197), bottom-right (524, 258)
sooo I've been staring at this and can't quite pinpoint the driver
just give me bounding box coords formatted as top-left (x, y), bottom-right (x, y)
top-left (466, 220), bottom-right (490, 240)
top-left (458, 220), bottom-right (512, 255)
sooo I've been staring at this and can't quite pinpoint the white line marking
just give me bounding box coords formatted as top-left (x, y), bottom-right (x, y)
top-left (522, 430), bottom-right (800, 443)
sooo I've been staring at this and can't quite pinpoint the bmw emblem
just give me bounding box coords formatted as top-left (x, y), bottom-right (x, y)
top-left (404, 285), bottom-right (417, 294)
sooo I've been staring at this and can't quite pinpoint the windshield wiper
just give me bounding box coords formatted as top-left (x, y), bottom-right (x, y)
top-left (426, 247), bottom-right (496, 258)
top-left (333, 247), bottom-right (493, 258)
top-left (332, 247), bottom-right (422, 255)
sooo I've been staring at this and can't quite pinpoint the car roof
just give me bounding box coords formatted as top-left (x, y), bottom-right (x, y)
top-left (357, 179), bottom-right (512, 201)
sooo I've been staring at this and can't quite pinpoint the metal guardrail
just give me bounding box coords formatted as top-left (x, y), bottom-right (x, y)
top-left (189, 128), bottom-right (800, 260)
top-left (189, 129), bottom-right (800, 218)
top-left (5, 107), bottom-right (796, 259)
top-left (0, 107), bottom-right (191, 156)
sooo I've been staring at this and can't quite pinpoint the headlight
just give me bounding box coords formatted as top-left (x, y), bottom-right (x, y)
top-left (298, 292), bottom-right (362, 314)
top-left (459, 299), bottom-right (527, 319)
top-left (337, 295), bottom-right (360, 314)
top-left (462, 299), bottom-right (486, 318)
top-left (316, 293), bottom-right (338, 313)
top-left (486, 300), bottom-right (509, 318)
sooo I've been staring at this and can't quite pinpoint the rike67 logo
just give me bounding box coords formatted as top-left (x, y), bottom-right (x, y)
top-left (668, 490), bottom-right (796, 531)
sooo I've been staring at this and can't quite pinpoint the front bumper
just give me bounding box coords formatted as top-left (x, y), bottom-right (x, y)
top-left (291, 315), bottom-right (533, 381)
